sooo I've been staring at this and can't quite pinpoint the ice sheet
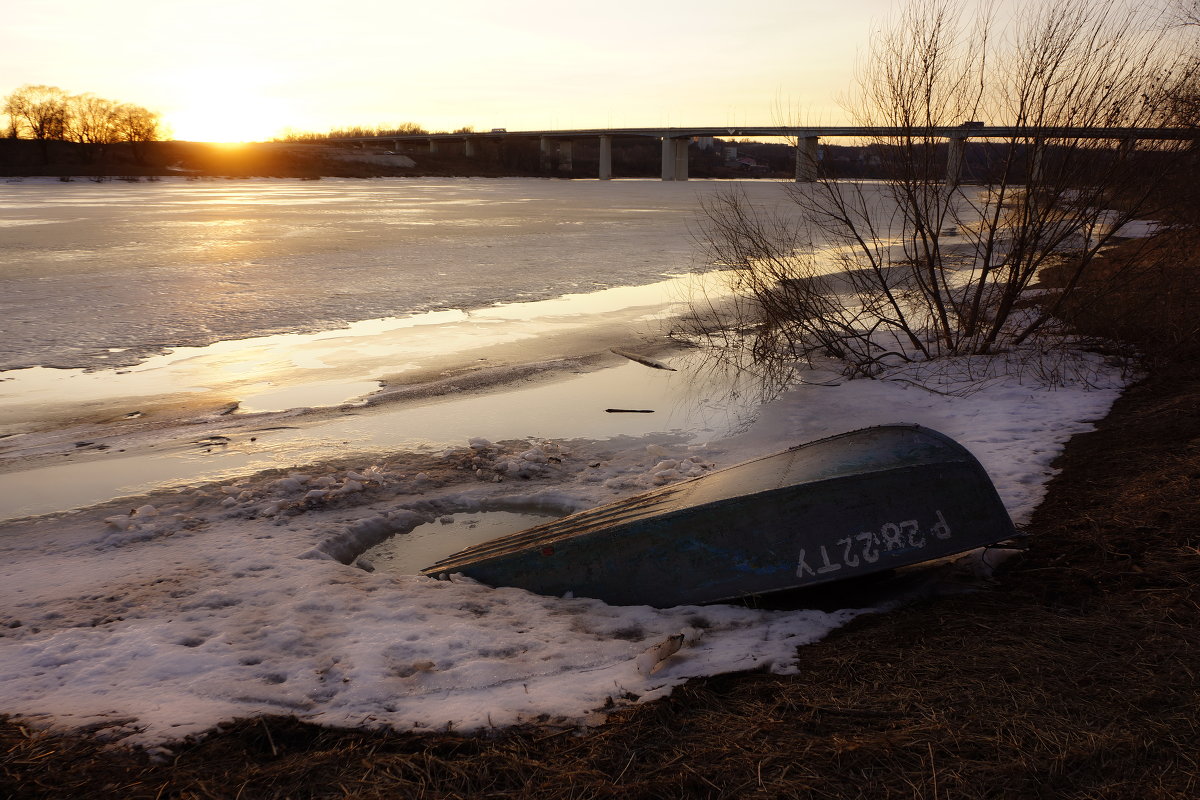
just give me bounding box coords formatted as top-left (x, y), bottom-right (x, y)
top-left (0, 177), bottom-right (802, 372)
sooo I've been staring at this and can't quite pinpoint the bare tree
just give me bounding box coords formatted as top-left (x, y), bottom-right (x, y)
top-left (112, 103), bottom-right (162, 164)
top-left (1173, 0), bottom-right (1200, 25)
top-left (695, 0), bottom-right (1197, 378)
top-left (66, 94), bottom-right (121, 163)
top-left (3, 86), bottom-right (162, 165)
top-left (3, 85), bottom-right (70, 161)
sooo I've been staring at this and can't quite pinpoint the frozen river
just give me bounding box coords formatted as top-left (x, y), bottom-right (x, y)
top-left (0, 177), bottom-right (802, 518)
top-left (0, 177), bottom-right (792, 372)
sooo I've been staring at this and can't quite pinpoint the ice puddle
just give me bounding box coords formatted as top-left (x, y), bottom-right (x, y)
top-left (361, 511), bottom-right (562, 576)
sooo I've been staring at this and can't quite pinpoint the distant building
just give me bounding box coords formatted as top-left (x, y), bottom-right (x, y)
top-left (733, 155), bottom-right (768, 172)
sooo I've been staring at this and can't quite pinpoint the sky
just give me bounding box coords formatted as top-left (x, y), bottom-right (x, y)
top-left (0, 0), bottom-right (900, 142)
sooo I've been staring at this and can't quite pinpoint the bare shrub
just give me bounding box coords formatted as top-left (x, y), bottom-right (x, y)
top-left (693, 0), bottom-right (1198, 378)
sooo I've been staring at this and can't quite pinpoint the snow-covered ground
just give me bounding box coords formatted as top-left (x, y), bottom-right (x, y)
top-left (0, 350), bottom-right (1126, 748)
top-left (0, 178), bottom-right (1131, 749)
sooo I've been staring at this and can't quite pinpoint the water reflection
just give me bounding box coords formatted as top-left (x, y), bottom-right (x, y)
top-left (0, 273), bottom-right (732, 435)
top-left (0, 345), bottom-right (765, 521)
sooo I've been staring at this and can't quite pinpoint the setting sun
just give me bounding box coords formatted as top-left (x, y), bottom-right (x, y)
top-left (160, 64), bottom-right (292, 143)
top-left (165, 94), bottom-right (290, 143)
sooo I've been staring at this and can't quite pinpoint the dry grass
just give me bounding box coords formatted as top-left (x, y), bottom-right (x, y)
top-left (1037, 228), bottom-right (1200, 367)
top-left (5, 247), bottom-right (1200, 799)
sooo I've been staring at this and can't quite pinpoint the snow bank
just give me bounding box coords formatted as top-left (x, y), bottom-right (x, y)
top-left (0, 350), bottom-right (1128, 747)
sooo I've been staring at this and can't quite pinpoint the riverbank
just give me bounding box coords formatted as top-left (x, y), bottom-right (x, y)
top-left (4, 347), bottom-right (1195, 800)
top-left (0, 139), bottom-right (796, 181)
top-left (0, 139), bottom-right (520, 180)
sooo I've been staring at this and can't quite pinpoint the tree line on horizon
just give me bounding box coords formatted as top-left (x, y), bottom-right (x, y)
top-left (2, 85), bottom-right (162, 163)
top-left (275, 123), bottom-right (488, 142)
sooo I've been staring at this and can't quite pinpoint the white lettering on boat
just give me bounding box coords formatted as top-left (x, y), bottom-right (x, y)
top-left (854, 531), bottom-right (879, 563)
top-left (816, 546), bottom-right (841, 574)
top-left (795, 511), bottom-right (953, 582)
top-left (839, 535), bottom-right (860, 567)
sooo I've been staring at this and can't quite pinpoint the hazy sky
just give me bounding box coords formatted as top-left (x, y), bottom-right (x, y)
top-left (3, 0), bottom-right (901, 141)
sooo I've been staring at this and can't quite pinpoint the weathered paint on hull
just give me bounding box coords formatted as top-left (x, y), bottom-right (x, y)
top-left (422, 425), bottom-right (1016, 607)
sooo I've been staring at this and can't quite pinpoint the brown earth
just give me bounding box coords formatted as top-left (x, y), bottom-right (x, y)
top-left (3, 240), bottom-right (1200, 798)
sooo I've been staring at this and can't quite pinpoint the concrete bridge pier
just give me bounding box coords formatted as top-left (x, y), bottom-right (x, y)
top-left (558, 140), bottom-right (573, 172)
top-left (661, 138), bottom-right (689, 181)
top-left (539, 136), bottom-right (552, 171)
top-left (795, 136), bottom-right (820, 182)
top-left (945, 134), bottom-right (965, 185)
top-left (428, 138), bottom-right (440, 155)
top-left (674, 139), bottom-right (689, 180)
top-left (464, 138), bottom-right (476, 158)
top-left (1029, 138), bottom-right (1045, 183)
top-left (598, 135), bottom-right (612, 180)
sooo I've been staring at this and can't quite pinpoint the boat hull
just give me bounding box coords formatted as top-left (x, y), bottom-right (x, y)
top-left (422, 425), bottom-right (1016, 607)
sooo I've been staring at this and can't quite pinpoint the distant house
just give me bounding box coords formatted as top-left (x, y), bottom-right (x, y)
top-left (732, 155), bottom-right (769, 173)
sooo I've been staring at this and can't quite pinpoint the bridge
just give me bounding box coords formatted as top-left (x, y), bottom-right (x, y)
top-left (331, 125), bottom-right (1198, 182)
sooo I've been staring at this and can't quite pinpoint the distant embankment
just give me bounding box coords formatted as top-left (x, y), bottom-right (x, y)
top-left (0, 138), bottom-right (806, 181)
top-left (0, 139), bottom-right (488, 180)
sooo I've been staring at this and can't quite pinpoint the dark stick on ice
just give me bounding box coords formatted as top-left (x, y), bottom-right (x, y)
top-left (610, 348), bottom-right (676, 371)
top-left (605, 408), bottom-right (655, 413)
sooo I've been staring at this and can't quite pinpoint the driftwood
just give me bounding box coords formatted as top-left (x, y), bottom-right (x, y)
top-left (610, 349), bottom-right (676, 371)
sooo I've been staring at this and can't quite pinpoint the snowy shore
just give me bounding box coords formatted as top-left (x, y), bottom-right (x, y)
top-left (0, 349), bottom-right (1126, 748)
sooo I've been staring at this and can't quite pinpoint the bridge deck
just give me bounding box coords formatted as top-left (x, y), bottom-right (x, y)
top-left (333, 125), bottom-right (1198, 143)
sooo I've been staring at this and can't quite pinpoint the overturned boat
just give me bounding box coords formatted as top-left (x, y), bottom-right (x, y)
top-left (422, 425), bottom-right (1016, 607)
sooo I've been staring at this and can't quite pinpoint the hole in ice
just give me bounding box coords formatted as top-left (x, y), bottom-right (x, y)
top-left (362, 510), bottom-right (561, 576)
